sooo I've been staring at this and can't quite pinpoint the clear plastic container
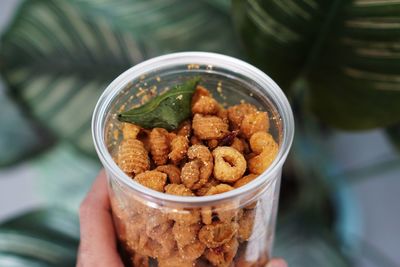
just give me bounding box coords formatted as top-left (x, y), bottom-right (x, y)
top-left (92, 52), bottom-right (294, 267)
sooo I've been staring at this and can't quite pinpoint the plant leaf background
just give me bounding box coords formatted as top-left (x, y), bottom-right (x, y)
top-left (0, 0), bottom-right (399, 266)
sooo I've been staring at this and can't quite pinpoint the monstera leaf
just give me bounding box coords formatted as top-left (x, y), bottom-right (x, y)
top-left (232, 0), bottom-right (400, 130)
top-left (0, 0), bottom-right (238, 157)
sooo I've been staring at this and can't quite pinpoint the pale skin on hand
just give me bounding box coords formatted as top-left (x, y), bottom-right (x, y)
top-left (77, 171), bottom-right (288, 267)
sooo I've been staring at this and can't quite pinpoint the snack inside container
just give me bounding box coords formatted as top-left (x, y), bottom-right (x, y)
top-left (92, 52), bottom-right (294, 267)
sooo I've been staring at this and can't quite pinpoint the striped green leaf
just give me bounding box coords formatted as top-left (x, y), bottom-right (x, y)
top-left (0, 208), bottom-right (79, 267)
top-left (0, 0), bottom-right (239, 156)
top-left (0, 91), bottom-right (53, 166)
top-left (232, 0), bottom-right (400, 130)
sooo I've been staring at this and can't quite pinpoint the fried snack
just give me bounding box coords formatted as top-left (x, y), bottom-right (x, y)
top-left (149, 128), bottom-right (170, 165)
top-left (230, 137), bottom-right (245, 154)
top-left (240, 111), bottom-right (269, 139)
top-left (145, 211), bottom-right (171, 239)
top-left (206, 139), bottom-right (219, 150)
top-left (117, 139), bottom-right (150, 176)
top-left (203, 237), bottom-right (239, 267)
top-left (168, 135), bottom-right (189, 164)
top-left (139, 228), bottom-right (175, 258)
top-left (173, 223), bottom-right (206, 260)
top-left (216, 106), bottom-right (229, 124)
top-left (248, 131), bottom-right (279, 174)
top-left (238, 209), bottom-right (256, 242)
top-left (192, 95), bottom-right (220, 115)
top-left (158, 253), bottom-right (195, 267)
top-left (234, 174), bottom-right (258, 188)
top-left (227, 103), bottom-right (258, 130)
top-left (198, 221), bottom-right (238, 248)
top-left (177, 120), bottom-right (192, 138)
top-left (134, 170), bottom-right (167, 192)
top-left (156, 164), bottom-right (181, 184)
top-left (122, 122), bottom-right (141, 139)
top-left (201, 207), bottom-right (213, 225)
top-left (190, 135), bottom-right (203, 145)
top-left (173, 223), bottom-right (201, 249)
top-left (165, 184), bottom-right (194, 196)
top-left (212, 146), bottom-right (247, 183)
top-left (201, 184), bottom-right (235, 224)
top-left (181, 160), bottom-right (202, 190)
top-left (195, 178), bottom-right (220, 196)
top-left (169, 208), bottom-right (201, 225)
top-left (181, 145), bottom-right (213, 190)
top-left (192, 85), bottom-right (211, 103)
top-left (205, 184), bottom-right (234, 195)
top-left (192, 114), bottom-right (229, 140)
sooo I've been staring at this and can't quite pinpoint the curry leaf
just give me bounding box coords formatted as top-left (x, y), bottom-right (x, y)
top-left (118, 77), bottom-right (200, 131)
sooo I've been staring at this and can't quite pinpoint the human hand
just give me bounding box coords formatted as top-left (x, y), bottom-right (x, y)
top-left (77, 171), bottom-right (288, 267)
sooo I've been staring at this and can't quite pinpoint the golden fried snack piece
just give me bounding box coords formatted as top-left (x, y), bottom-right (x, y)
top-left (238, 209), bottom-right (256, 242)
top-left (203, 237), bottom-right (239, 267)
top-left (227, 103), bottom-right (258, 130)
top-left (230, 137), bottom-right (245, 154)
top-left (139, 227), bottom-right (176, 258)
top-left (205, 184), bottom-right (234, 195)
top-left (196, 178), bottom-right (220, 196)
top-left (145, 211), bottom-right (171, 239)
top-left (181, 145), bottom-right (213, 190)
top-left (217, 106), bottom-right (229, 124)
top-left (149, 128), bottom-right (170, 165)
top-left (165, 184), bottom-right (194, 196)
top-left (122, 122), bottom-right (141, 139)
top-left (240, 111), bottom-right (269, 139)
top-left (169, 208), bottom-right (201, 225)
top-left (201, 184), bottom-right (235, 224)
top-left (158, 253), bottom-right (195, 267)
top-left (131, 252), bottom-right (149, 267)
top-left (168, 135), bottom-right (189, 165)
top-left (117, 139), bottom-right (150, 176)
top-left (177, 120), bottom-right (192, 139)
top-left (134, 170), bottom-right (167, 192)
top-left (172, 223), bottom-right (206, 261)
top-left (181, 160), bottom-right (202, 190)
top-left (198, 221), bottom-right (239, 248)
top-left (234, 174), bottom-right (258, 188)
top-left (192, 85), bottom-right (211, 103)
top-left (156, 164), bottom-right (181, 184)
top-left (192, 95), bottom-right (220, 115)
top-left (179, 240), bottom-right (206, 261)
top-left (206, 139), bottom-right (219, 150)
top-left (248, 132), bottom-right (279, 174)
top-left (192, 114), bottom-right (229, 140)
top-left (173, 223), bottom-right (201, 249)
top-left (212, 146), bottom-right (247, 183)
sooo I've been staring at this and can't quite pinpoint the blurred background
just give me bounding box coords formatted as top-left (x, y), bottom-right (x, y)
top-left (0, 0), bottom-right (399, 266)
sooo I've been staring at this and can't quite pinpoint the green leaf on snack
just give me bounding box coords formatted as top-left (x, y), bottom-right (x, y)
top-left (118, 77), bottom-right (200, 131)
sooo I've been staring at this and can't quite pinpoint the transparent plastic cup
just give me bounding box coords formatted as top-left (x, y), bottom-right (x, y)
top-left (92, 52), bottom-right (294, 267)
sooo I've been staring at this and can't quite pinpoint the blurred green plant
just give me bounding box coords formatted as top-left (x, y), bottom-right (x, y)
top-left (232, 0), bottom-right (400, 130)
top-left (0, 0), bottom-right (239, 163)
